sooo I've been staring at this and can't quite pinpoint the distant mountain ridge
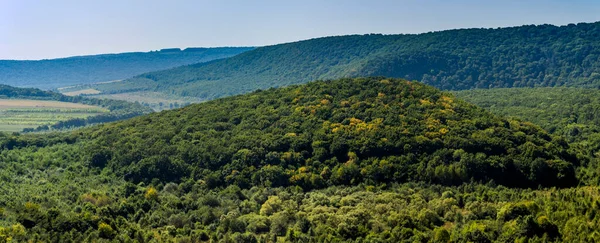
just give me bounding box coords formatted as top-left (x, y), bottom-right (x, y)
top-left (0, 47), bottom-right (254, 89)
top-left (89, 22), bottom-right (600, 100)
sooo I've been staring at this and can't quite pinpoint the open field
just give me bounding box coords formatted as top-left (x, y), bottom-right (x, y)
top-left (62, 88), bottom-right (102, 96)
top-left (0, 99), bottom-right (108, 131)
top-left (57, 81), bottom-right (201, 111)
top-left (0, 99), bottom-right (104, 109)
top-left (89, 91), bottom-right (203, 111)
top-left (57, 80), bottom-right (123, 93)
top-left (0, 124), bottom-right (35, 132)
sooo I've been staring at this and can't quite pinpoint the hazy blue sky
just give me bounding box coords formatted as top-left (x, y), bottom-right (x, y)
top-left (1, 0), bottom-right (599, 60)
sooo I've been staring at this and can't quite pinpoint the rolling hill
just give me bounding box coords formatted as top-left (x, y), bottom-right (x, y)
top-left (0, 77), bottom-right (593, 242)
top-left (85, 77), bottom-right (578, 188)
top-left (0, 47), bottom-right (254, 90)
top-left (86, 22), bottom-right (600, 101)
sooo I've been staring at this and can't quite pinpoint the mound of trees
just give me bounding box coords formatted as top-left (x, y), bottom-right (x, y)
top-left (86, 77), bottom-right (580, 189)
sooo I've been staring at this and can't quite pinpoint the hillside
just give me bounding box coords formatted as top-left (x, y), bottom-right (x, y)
top-left (454, 87), bottom-right (600, 183)
top-left (0, 84), bottom-right (152, 132)
top-left (0, 77), bottom-right (593, 242)
top-left (85, 77), bottom-right (579, 188)
top-left (87, 22), bottom-right (600, 101)
top-left (0, 47), bottom-right (253, 90)
top-left (455, 88), bottom-right (600, 141)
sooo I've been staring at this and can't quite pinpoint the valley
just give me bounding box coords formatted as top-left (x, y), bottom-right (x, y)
top-left (61, 89), bottom-right (102, 96)
top-left (0, 99), bottom-right (108, 132)
top-left (89, 91), bottom-right (201, 111)
top-left (0, 85), bottom-right (153, 133)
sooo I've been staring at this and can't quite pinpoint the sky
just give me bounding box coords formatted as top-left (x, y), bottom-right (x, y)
top-left (1, 0), bottom-right (599, 60)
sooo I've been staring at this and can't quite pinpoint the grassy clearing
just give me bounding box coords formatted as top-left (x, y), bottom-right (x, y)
top-left (62, 89), bottom-right (102, 96)
top-left (0, 99), bottom-right (104, 109)
top-left (0, 124), bottom-right (33, 132)
top-left (90, 91), bottom-right (201, 104)
top-left (0, 99), bottom-right (108, 131)
top-left (89, 91), bottom-right (203, 111)
top-left (57, 80), bottom-right (124, 93)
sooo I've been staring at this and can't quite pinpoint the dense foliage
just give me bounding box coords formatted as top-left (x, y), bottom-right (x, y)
top-left (0, 85), bottom-right (153, 132)
top-left (0, 47), bottom-right (253, 90)
top-left (93, 22), bottom-right (600, 100)
top-left (4, 174), bottom-right (600, 243)
top-left (0, 77), bottom-right (596, 242)
top-left (455, 87), bottom-right (600, 185)
top-left (85, 77), bottom-right (579, 189)
top-left (455, 88), bottom-right (600, 142)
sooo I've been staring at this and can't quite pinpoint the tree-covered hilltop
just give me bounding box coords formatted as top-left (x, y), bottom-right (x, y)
top-left (91, 22), bottom-right (600, 100)
top-left (0, 84), bottom-right (153, 132)
top-left (0, 77), bottom-right (597, 241)
top-left (85, 77), bottom-right (579, 189)
top-left (0, 47), bottom-right (253, 90)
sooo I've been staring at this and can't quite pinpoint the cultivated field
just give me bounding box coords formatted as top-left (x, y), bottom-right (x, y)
top-left (0, 99), bottom-right (102, 109)
top-left (0, 99), bottom-right (108, 132)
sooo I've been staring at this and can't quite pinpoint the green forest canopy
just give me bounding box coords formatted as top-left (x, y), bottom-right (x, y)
top-left (455, 87), bottom-right (600, 141)
top-left (454, 87), bottom-right (600, 185)
top-left (83, 77), bottom-right (579, 189)
top-left (0, 77), bottom-right (598, 242)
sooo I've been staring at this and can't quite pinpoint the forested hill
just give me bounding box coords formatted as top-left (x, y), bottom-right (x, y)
top-left (0, 47), bottom-right (254, 90)
top-left (0, 77), bottom-right (593, 242)
top-left (92, 22), bottom-right (600, 100)
top-left (84, 77), bottom-right (578, 188)
top-left (0, 84), bottom-right (57, 99)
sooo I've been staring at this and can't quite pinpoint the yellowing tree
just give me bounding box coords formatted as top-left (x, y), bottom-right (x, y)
top-left (145, 186), bottom-right (159, 201)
